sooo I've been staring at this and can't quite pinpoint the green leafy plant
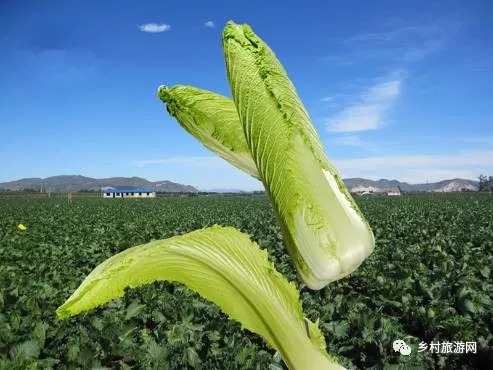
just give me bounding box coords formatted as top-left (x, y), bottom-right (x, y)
top-left (57, 21), bottom-right (377, 369)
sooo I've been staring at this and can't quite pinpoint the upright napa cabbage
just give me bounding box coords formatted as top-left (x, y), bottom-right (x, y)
top-left (223, 22), bottom-right (374, 289)
top-left (56, 225), bottom-right (345, 370)
top-left (157, 85), bottom-right (259, 179)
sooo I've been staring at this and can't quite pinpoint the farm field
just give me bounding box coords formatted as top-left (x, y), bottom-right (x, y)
top-left (1, 194), bottom-right (492, 369)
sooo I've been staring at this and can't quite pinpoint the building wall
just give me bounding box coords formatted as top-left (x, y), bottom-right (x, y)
top-left (102, 191), bottom-right (156, 198)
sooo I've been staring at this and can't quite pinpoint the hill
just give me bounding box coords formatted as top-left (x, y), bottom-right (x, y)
top-left (343, 178), bottom-right (479, 193)
top-left (0, 175), bottom-right (479, 193)
top-left (0, 175), bottom-right (198, 193)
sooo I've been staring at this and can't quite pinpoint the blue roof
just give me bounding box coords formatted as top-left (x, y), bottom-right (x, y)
top-left (103, 188), bottom-right (154, 193)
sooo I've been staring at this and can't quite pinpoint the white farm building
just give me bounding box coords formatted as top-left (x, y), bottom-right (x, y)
top-left (101, 188), bottom-right (156, 199)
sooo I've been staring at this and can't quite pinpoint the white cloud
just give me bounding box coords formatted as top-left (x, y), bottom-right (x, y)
top-left (204, 21), bottom-right (215, 28)
top-left (329, 104), bottom-right (384, 132)
top-left (318, 96), bottom-right (334, 102)
top-left (19, 48), bottom-right (98, 86)
top-left (330, 135), bottom-right (375, 150)
top-left (345, 25), bottom-right (428, 43)
top-left (364, 79), bottom-right (400, 100)
top-left (402, 38), bottom-right (445, 62)
top-left (332, 18), bottom-right (467, 66)
top-left (138, 23), bottom-right (171, 33)
top-left (132, 156), bottom-right (226, 168)
top-left (326, 79), bottom-right (401, 132)
top-left (344, 23), bottom-right (454, 45)
top-left (332, 151), bottom-right (493, 183)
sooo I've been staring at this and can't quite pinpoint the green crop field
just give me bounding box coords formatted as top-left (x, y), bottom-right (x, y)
top-left (1, 194), bottom-right (492, 369)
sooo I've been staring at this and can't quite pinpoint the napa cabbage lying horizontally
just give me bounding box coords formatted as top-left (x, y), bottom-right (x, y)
top-left (222, 22), bottom-right (375, 289)
top-left (56, 226), bottom-right (345, 370)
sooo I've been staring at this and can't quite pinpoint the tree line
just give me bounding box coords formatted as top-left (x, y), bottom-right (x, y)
top-left (478, 175), bottom-right (493, 192)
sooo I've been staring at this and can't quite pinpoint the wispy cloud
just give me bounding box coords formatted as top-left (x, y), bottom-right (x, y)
top-left (325, 78), bottom-right (401, 132)
top-left (333, 150), bottom-right (493, 183)
top-left (344, 25), bottom-right (428, 43)
top-left (330, 135), bottom-right (376, 150)
top-left (132, 156), bottom-right (226, 168)
top-left (318, 95), bottom-right (335, 103)
top-left (204, 21), bottom-right (215, 28)
top-left (138, 23), bottom-right (171, 33)
top-left (401, 38), bottom-right (445, 62)
top-left (324, 18), bottom-right (467, 66)
top-left (17, 47), bottom-right (99, 87)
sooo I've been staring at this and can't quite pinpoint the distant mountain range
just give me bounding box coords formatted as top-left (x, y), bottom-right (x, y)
top-left (343, 178), bottom-right (478, 193)
top-left (0, 175), bottom-right (198, 193)
top-left (203, 188), bottom-right (249, 193)
top-left (0, 175), bottom-right (479, 193)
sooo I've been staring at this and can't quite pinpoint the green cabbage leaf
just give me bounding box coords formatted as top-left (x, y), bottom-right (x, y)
top-left (56, 225), bottom-right (344, 370)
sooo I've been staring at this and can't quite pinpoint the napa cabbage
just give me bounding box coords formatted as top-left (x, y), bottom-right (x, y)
top-left (222, 22), bottom-right (374, 289)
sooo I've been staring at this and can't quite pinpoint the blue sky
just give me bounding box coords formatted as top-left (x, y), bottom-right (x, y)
top-left (1, 1), bottom-right (492, 190)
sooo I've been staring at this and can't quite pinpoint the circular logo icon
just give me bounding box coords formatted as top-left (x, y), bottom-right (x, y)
top-left (393, 339), bottom-right (412, 356)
